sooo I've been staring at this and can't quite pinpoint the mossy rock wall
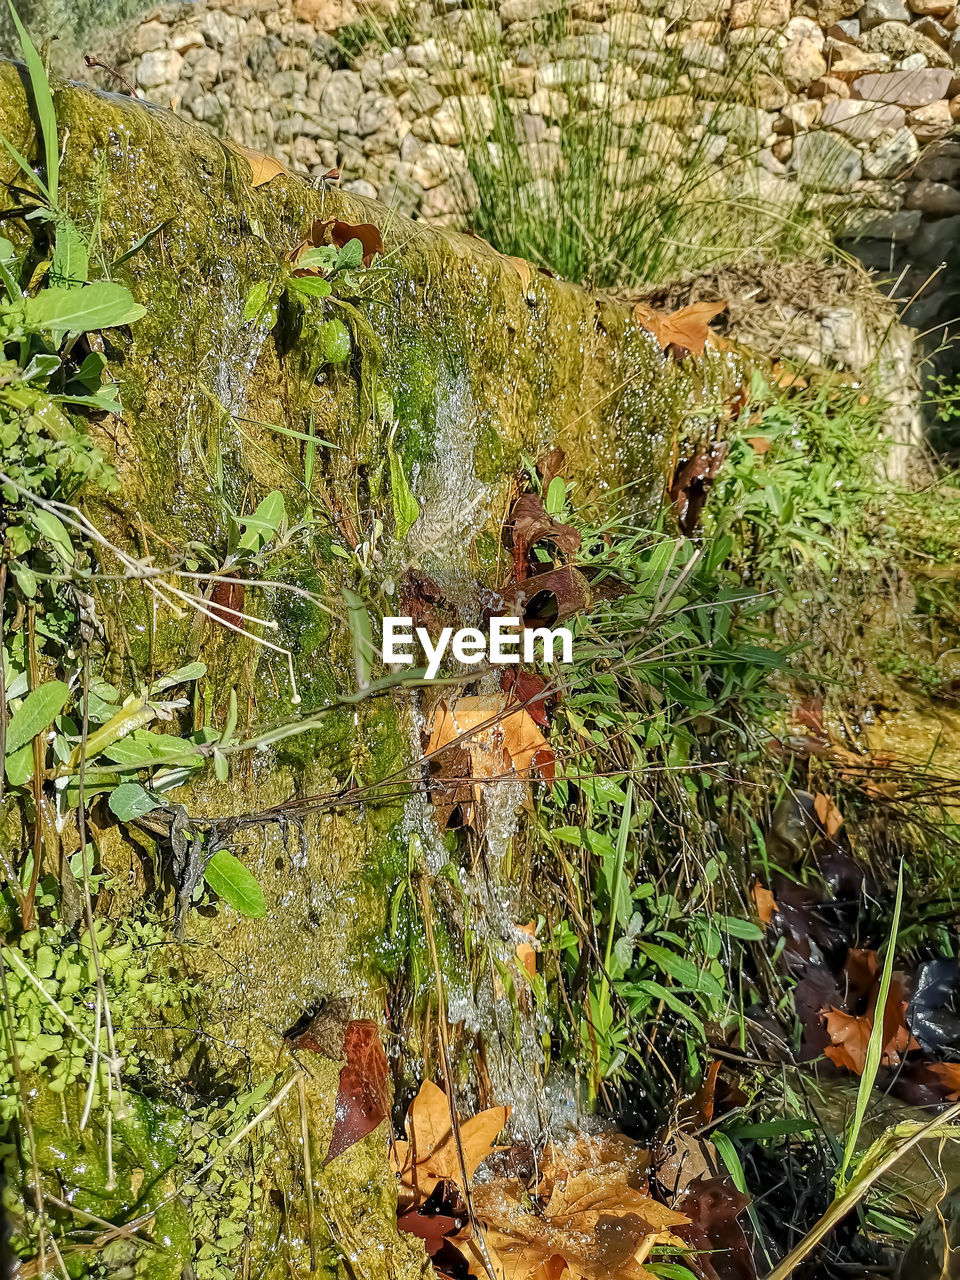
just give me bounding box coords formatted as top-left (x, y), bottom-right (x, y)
top-left (0, 59), bottom-right (697, 1278)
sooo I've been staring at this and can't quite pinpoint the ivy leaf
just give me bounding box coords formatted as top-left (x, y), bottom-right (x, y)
top-left (203, 849), bottom-right (265, 918)
top-left (24, 281), bottom-right (147, 339)
top-left (6, 680), bottom-right (70, 755)
top-left (108, 782), bottom-right (161, 821)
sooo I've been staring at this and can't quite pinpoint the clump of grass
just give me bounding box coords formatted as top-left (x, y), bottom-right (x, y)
top-left (422, 4), bottom-right (824, 285)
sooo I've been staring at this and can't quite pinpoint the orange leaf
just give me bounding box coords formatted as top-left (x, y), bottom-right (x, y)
top-left (390, 1080), bottom-right (510, 1205)
top-left (229, 142), bottom-right (289, 188)
top-left (517, 922), bottom-right (537, 979)
top-left (752, 884), bottom-right (778, 926)
top-left (813, 793), bottom-right (844, 839)
top-left (633, 300), bottom-right (727, 358)
top-left (424, 694), bottom-right (555, 828)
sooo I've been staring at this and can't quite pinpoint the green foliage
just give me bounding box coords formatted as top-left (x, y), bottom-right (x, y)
top-left (203, 849), bottom-right (266, 919)
top-left (0, 917), bottom-right (180, 1120)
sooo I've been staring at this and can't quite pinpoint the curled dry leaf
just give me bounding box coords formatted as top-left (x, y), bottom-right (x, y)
top-left (633, 300), bottom-right (727, 360)
top-left (508, 492), bottom-right (581, 580)
top-left (391, 1079), bottom-right (510, 1206)
top-left (505, 567), bottom-right (592, 627)
top-left (537, 448), bottom-right (566, 495)
top-left (669, 444), bottom-right (727, 536)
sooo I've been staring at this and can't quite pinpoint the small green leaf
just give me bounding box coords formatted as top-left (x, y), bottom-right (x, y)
top-left (335, 238), bottom-right (364, 270)
top-left (237, 491), bottom-right (284, 554)
top-left (342, 587), bottom-right (374, 692)
top-left (296, 246), bottom-right (337, 272)
top-left (545, 476), bottom-right (566, 515)
top-left (50, 215), bottom-right (89, 287)
top-left (103, 732), bottom-right (202, 768)
top-left (204, 849), bottom-right (265, 918)
top-left (30, 509), bottom-right (74, 566)
top-left (5, 741), bottom-right (33, 786)
top-left (388, 445), bottom-right (420, 540)
top-left (213, 748), bottom-right (228, 782)
top-left (10, 561), bottom-right (37, 597)
top-left (108, 782), bottom-right (160, 821)
top-left (287, 275), bottom-right (331, 299)
top-left (25, 281), bottom-right (146, 338)
top-left (316, 318), bottom-right (350, 364)
top-left (6, 680), bottom-right (70, 755)
top-left (150, 662), bottom-right (206, 694)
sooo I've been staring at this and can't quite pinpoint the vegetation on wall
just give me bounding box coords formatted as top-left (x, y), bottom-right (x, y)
top-left (4, 7), bottom-right (960, 1280)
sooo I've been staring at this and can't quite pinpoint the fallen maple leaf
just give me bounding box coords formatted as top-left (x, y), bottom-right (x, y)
top-left (456, 1169), bottom-right (688, 1280)
top-left (822, 962), bottom-right (919, 1075)
top-left (893, 1060), bottom-right (960, 1106)
top-left (391, 1079), bottom-right (510, 1205)
top-left (425, 694), bottom-right (555, 828)
top-left (634, 300), bottom-right (727, 359)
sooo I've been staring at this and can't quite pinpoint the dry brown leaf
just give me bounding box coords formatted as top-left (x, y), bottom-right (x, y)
top-left (822, 971), bottom-right (919, 1075)
top-left (752, 884), bottom-right (778, 926)
top-left (503, 255), bottom-right (534, 292)
top-left (390, 1080), bottom-right (510, 1205)
top-left (454, 1171), bottom-right (688, 1280)
top-left (813, 793), bottom-right (844, 840)
top-left (425, 694), bottom-right (555, 828)
top-left (633, 300), bottom-right (727, 358)
top-left (229, 141), bottom-right (289, 188)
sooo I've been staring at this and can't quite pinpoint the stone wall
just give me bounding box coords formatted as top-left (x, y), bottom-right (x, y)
top-left (84, 0), bottom-right (960, 367)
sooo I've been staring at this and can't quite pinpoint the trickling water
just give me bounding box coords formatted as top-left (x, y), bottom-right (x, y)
top-left (407, 365), bottom-right (490, 607)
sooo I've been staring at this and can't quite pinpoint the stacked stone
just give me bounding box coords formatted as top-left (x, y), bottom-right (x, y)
top-left (112, 0), bottom-right (960, 322)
